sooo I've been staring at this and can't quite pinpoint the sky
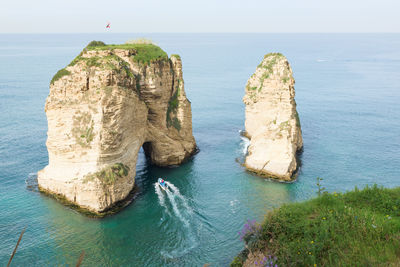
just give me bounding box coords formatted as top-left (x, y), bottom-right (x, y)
top-left (0, 0), bottom-right (399, 33)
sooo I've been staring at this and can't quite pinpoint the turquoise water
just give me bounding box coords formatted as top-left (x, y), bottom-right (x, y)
top-left (0, 34), bottom-right (399, 266)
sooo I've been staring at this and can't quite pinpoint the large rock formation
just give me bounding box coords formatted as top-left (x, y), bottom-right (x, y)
top-left (243, 53), bottom-right (303, 181)
top-left (38, 41), bottom-right (197, 214)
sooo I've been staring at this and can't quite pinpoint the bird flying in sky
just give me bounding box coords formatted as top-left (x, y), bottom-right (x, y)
top-left (106, 22), bottom-right (110, 29)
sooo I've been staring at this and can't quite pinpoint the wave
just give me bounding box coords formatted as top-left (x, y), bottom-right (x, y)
top-left (165, 181), bottom-right (193, 215)
top-left (165, 189), bottom-right (190, 226)
top-left (239, 132), bottom-right (250, 155)
top-left (155, 180), bottom-right (199, 259)
top-left (155, 182), bottom-right (171, 216)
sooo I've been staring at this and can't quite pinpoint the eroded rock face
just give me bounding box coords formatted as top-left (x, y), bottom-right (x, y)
top-left (38, 42), bottom-right (197, 213)
top-left (243, 53), bottom-right (303, 181)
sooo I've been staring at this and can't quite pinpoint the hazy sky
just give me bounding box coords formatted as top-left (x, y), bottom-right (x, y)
top-left (1, 0), bottom-right (399, 33)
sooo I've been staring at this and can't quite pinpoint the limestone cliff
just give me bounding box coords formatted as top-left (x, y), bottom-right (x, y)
top-left (243, 53), bottom-right (303, 181)
top-left (38, 41), bottom-right (197, 214)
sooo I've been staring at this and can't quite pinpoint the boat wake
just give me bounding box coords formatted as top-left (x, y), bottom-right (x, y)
top-left (165, 181), bottom-right (193, 215)
top-left (155, 183), bottom-right (171, 216)
top-left (154, 181), bottom-right (193, 226)
top-left (154, 180), bottom-right (198, 259)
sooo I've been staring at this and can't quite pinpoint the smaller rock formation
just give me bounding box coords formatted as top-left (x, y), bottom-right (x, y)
top-left (243, 53), bottom-right (303, 181)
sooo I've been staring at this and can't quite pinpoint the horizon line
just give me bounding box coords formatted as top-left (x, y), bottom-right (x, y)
top-left (0, 32), bottom-right (399, 34)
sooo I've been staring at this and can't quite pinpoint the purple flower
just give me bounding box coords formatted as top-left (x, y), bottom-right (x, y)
top-left (254, 261), bottom-right (258, 265)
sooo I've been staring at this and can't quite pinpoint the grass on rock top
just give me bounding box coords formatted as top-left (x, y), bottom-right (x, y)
top-left (50, 68), bottom-right (70, 85)
top-left (55, 40), bottom-right (170, 85)
top-left (85, 40), bottom-right (168, 65)
top-left (232, 185), bottom-right (400, 266)
top-left (171, 54), bottom-right (181, 60)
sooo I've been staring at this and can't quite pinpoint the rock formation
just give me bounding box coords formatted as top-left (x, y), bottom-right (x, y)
top-left (243, 53), bottom-right (303, 181)
top-left (38, 41), bottom-right (197, 214)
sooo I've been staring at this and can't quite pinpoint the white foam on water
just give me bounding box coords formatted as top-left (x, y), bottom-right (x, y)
top-left (154, 182), bottom-right (171, 216)
top-left (230, 199), bottom-right (240, 214)
top-left (155, 181), bottom-right (199, 259)
top-left (240, 135), bottom-right (250, 155)
top-left (165, 181), bottom-right (193, 215)
top-left (165, 189), bottom-right (190, 226)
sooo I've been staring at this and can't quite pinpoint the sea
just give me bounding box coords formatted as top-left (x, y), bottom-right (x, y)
top-left (0, 33), bottom-right (399, 266)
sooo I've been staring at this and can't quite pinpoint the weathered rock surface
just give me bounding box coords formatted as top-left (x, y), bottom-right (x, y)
top-left (38, 42), bottom-right (197, 214)
top-left (243, 53), bottom-right (303, 181)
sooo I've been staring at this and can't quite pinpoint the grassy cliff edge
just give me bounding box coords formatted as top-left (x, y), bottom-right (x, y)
top-left (232, 185), bottom-right (400, 266)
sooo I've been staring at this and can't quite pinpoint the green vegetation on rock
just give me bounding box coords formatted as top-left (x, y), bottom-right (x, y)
top-left (85, 56), bottom-right (102, 68)
top-left (106, 55), bottom-right (135, 78)
top-left (72, 111), bottom-right (94, 148)
top-left (232, 185), bottom-right (400, 266)
top-left (166, 88), bottom-right (181, 131)
top-left (84, 41), bottom-right (168, 65)
top-left (129, 44), bottom-right (168, 64)
top-left (69, 41), bottom-right (168, 69)
top-left (84, 163), bottom-right (130, 185)
top-left (170, 117), bottom-right (181, 131)
top-left (254, 53), bottom-right (287, 92)
top-left (264, 52), bottom-right (284, 59)
top-left (171, 54), bottom-right (181, 60)
top-left (68, 54), bottom-right (135, 83)
top-left (68, 53), bottom-right (83, 67)
top-left (295, 110), bottom-right (301, 128)
top-left (50, 68), bottom-right (70, 85)
top-left (86, 40), bottom-right (106, 48)
top-left (279, 120), bottom-right (290, 132)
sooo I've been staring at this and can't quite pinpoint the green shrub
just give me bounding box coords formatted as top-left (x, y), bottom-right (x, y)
top-left (86, 40), bottom-right (106, 48)
top-left (282, 76), bottom-right (290, 83)
top-left (230, 249), bottom-right (248, 267)
top-left (85, 57), bottom-right (102, 68)
top-left (130, 44), bottom-right (168, 64)
top-left (230, 256), bottom-right (243, 267)
top-left (50, 68), bottom-right (70, 85)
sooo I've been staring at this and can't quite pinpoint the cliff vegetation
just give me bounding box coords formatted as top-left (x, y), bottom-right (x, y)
top-left (232, 185), bottom-right (400, 266)
top-left (85, 41), bottom-right (168, 64)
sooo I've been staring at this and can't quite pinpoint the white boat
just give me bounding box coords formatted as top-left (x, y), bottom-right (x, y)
top-left (158, 178), bottom-right (168, 191)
